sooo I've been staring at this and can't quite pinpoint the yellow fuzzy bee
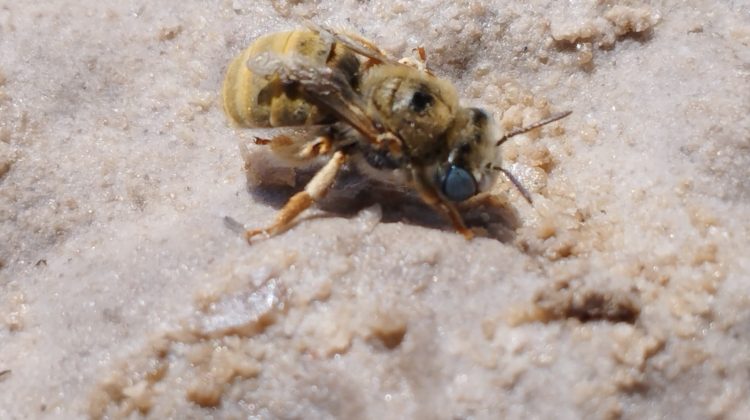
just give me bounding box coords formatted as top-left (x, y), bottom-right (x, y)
top-left (222, 24), bottom-right (570, 242)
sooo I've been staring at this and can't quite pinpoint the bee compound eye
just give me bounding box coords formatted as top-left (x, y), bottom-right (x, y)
top-left (440, 165), bottom-right (477, 202)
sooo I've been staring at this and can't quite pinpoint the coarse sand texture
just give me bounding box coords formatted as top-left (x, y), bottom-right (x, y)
top-left (1, 1), bottom-right (749, 419)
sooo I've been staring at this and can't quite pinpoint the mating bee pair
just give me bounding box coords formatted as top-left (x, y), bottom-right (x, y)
top-left (222, 24), bottom-right (570, 242)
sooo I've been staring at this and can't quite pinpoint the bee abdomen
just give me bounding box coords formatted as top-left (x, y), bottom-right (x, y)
top-left (222, 30), bottom-right (360, 128)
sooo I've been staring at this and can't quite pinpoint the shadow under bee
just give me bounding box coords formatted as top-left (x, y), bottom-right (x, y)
top-left (242, 148), bottom-right (520, 242)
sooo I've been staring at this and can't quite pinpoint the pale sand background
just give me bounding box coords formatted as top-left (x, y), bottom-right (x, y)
top-left (1, 0), bottom-right (749, 418)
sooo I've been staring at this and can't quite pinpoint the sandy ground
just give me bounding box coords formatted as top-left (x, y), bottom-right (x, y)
top-left (1, 0), bottom-right (749, 418)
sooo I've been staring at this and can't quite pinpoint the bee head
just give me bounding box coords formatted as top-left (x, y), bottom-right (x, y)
top-left (435, 108), bottom-right (499, 202)
top-left (437, 108), bottom-right (573, 203)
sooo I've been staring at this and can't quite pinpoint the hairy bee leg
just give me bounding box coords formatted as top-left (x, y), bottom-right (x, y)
top-left (413, 46), bottom-right (428, 72)
top-left (252, 134), bottom-right (333, 161)
top-left (299, 136), bottom-right (333, 158)
top-left (458, 192), bottom-right (500, 210)
top-left (244, 150), bottom-right (348, 242)
top-left (440, 201), bottom-right (474, 240)
top-left (398, 46), bottom-right (431, 73)
top-left (413, 172), bottom-right (474, 240)
top-left (252, 136), bottom-right (273, 145)
top-left (432, 199), bottom-right (473, 240)
top-left (416, 46), bottom-right (427, 63)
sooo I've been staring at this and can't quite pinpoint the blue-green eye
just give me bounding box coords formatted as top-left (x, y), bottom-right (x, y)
top-left (440, 165), bottom-right (477, 202)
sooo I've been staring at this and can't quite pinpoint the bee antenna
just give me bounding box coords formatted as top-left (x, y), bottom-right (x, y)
top-left (491, 166), bottom-right (534, 204)
top-left (495, 110), bottom-right (572, 147)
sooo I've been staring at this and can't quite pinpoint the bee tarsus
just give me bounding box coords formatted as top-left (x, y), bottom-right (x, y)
top-left (242, 150), bottom-right (348, 243)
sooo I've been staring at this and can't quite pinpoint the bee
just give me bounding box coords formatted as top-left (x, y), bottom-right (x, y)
top-left (222, 25), bottom-right (570, 242)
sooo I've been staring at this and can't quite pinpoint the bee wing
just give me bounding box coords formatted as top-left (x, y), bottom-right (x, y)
top-left (247, 52), bottom-right (398, 150)
top-left (304, 21), bottom-right (399, 65)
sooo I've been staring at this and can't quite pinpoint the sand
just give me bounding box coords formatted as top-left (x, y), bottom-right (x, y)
top-left (1, 0), bottom-right (749, 418)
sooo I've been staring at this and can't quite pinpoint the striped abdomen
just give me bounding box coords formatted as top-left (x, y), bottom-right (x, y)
top-left (222, 30), bottom-right (360, 128)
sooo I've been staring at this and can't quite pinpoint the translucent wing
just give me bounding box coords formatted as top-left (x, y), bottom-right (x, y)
top-left (303, 21), bottom-right (399, 65)
top-left (247, 51), bottom-right (403, 153)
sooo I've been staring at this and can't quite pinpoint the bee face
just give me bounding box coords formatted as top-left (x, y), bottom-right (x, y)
top-left (434, 108), bottom-right (498, 202)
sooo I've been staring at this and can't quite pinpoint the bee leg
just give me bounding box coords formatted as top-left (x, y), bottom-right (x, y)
top-left (416, 46), bottom-right (427, 63)
top-left (252, 134), bottom-right (333, 161)
top-left (413, 171), bottom-right (474, 240)
top-left (398, 46), bottom-right (430, 72)
top-left (298, 136), bottom-right (333, 159)
top-left (429, 198), bottom-right (474, 240)
top-left (412, 46), bottom-right (428, 71)
top-left (251, 136), bottom-right (273, 145)
top-left (244, 150), bottom-right (347, 242)
top-left (458, 192), bottom-right (506, 210)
